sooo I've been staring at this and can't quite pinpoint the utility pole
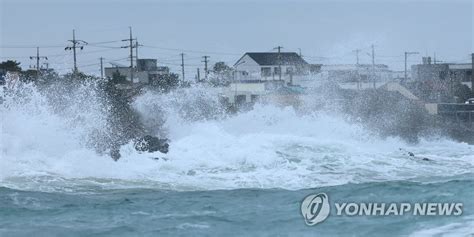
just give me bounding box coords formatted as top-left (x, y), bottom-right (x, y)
top-left (371, 44), bottom-right (375, 89)
top-left (30, 47), bottom-right (47, 80)
top-left (135, 41), bottom-right (139, 63)
top-left (202, 56), bottom-right (210, 80)
top-left (65, 29), bottom-right (87, 74)
top-left (129, 27), bottom-right (134, 81)
top-left (353, 49), bottom-right (361, 90)
top-left (135, 40), bottom-right (143, 71)
top-left (353, 49), bottom-right (360, 65)
top-left (274, 46), bottom-right (283, 81)
top-left (180, 53), bottom-right (185, 82)
top-left (404, 51), bottom-right (419, 84)
top-left (197, 68), bottom-right (201, 83)
top-left (471, 53), bottom-right (474, 94)
top-left (121, 27), bottom-right (136, 82)
top-left (100, 57), bottom-right (104, 79)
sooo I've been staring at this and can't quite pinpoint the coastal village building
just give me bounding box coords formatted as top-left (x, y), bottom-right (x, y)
top-left (104, 59), bottom-right (170, 84)
top-left (321, 64), bottom-right (393, 83)
top-left (411, 57), bottom-right (472, 89)
top-left (223, 52), bottom-right (313, 106)
top-left (233, 52), bottom-right (312, 85)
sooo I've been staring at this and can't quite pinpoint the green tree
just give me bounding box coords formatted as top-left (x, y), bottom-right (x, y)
top-left (211, 61), bottom-right (233, 86)
top-left (213, 62), bottom-right (232, 74)
top-left (453, 82), bottom-right (473, 103)
top-left (0, 60), bottom-right (22, 72)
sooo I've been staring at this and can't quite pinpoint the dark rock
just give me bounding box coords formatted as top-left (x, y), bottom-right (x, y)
top-left (110, 149), bottom-right (121, 161)
top-left (134, 135), bottom-right (169, 154)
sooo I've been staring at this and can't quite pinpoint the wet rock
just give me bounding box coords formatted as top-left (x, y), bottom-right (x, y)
top-left (134, 135), bottom-right (169, 154)
top-left (110, 149), bottom-right (121, 161)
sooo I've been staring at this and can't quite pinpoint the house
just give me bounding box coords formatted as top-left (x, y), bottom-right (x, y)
top-left (321, 64), bottom-right (393, 83)
top-left (104, 59), bottom-right (170, 84)
top-left (233, 52), bottom-right (310, 85)
top-left (411, 57), bottom-right (472, 89)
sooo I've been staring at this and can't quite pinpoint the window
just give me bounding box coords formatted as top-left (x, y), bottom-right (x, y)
top-left (274, 67), bottom-right (281, 75)
top-left (261, 67), bottom-right (271, 77)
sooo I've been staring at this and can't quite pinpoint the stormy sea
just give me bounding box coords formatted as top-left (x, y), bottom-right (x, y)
top-left (1, 81), bottom-right (473, 236)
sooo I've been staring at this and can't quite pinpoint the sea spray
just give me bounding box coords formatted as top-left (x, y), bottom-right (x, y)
top-left (1, 81), bottom-right (472, 192)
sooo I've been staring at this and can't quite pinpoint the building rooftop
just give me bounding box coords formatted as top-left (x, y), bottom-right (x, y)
top-left (448, 63), bottom-right (472, 70)
top-left (321, 64), bottom-right (389, 70)
top-left (244, 52), bottom-right (308, 66)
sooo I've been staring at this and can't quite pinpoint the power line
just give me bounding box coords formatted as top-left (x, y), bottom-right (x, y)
top-left (88, 45), bottom-right (122, 49)
top-left (0, 56), bottom-right (32, 59)
top-left (0, 44), bottom-right (65, 49)
top-left (87, 40), bottom-right (123, 45)
top-left (76, 48), bottom-right (119, 55)
top-left (78, 57), bottom-right (128, 68)
top-left (159, 61), bottom-right (200, 66)
top-left (142, 45), bottom-right (241, 56)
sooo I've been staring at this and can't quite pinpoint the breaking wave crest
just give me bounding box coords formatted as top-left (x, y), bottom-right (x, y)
top-left (1, 81), bottom-right (473, 192)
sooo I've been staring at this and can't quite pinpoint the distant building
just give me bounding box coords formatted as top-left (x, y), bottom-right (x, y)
top-left (104, 66), bottom-right (132, 80)
top-left (411, 57), bottom-right (449, 81)
top-left (233, 52), bottom-right (311, 85)
top-left (104, 59), bottom-right (170, 84)
top-left (448, 63), bottom-right (472, 83)
top-left (321, 64), bottom-right (393, 83)
top-left (390, 71), bottom-right (406, 81)
top-left (411, 57), bottom-right (472, 87)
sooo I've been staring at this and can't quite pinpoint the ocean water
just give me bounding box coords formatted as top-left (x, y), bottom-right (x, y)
top-left (1, 82), bottom-right (473, 236)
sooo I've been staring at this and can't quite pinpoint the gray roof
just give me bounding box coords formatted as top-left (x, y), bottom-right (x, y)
top-left (244, 52), bottom-right (308, 66)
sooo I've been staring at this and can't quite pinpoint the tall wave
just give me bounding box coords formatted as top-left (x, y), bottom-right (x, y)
top-left (1, 81), bottom-right (473, 192)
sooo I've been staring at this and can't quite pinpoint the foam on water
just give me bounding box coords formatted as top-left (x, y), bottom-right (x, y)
top-left (409, 215), bottom-right (474, 237)
top-left (1, 82), bottom-right (473, 192)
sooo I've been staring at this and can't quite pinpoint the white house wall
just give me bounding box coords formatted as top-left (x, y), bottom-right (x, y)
top-left (235, 55), bottom-right (261, 80)
top-left (234, 54), bottom-right (313, 86)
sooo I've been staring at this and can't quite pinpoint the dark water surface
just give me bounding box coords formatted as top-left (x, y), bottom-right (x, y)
top-left (1, 176), bottom-right (472, 237)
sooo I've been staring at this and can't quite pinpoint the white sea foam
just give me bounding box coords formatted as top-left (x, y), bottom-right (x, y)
top-left (1, 82), bottom-right (473, 192)
top-left (409, 215), bottom-right (474, 237)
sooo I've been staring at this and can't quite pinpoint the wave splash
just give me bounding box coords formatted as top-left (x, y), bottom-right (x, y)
top-left (1, 82), bottom-right (473, 192)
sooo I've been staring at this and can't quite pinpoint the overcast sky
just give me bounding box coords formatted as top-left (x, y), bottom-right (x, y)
top-left (1, 0), bottom-right (472, 77)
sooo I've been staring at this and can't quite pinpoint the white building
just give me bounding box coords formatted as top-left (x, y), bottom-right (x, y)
top-left (104, 59), bottom-right (170, 84)
top-left (321, 64), bottom-right (393, 83)
top-left (233, 52), bottom-right (311, 85)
